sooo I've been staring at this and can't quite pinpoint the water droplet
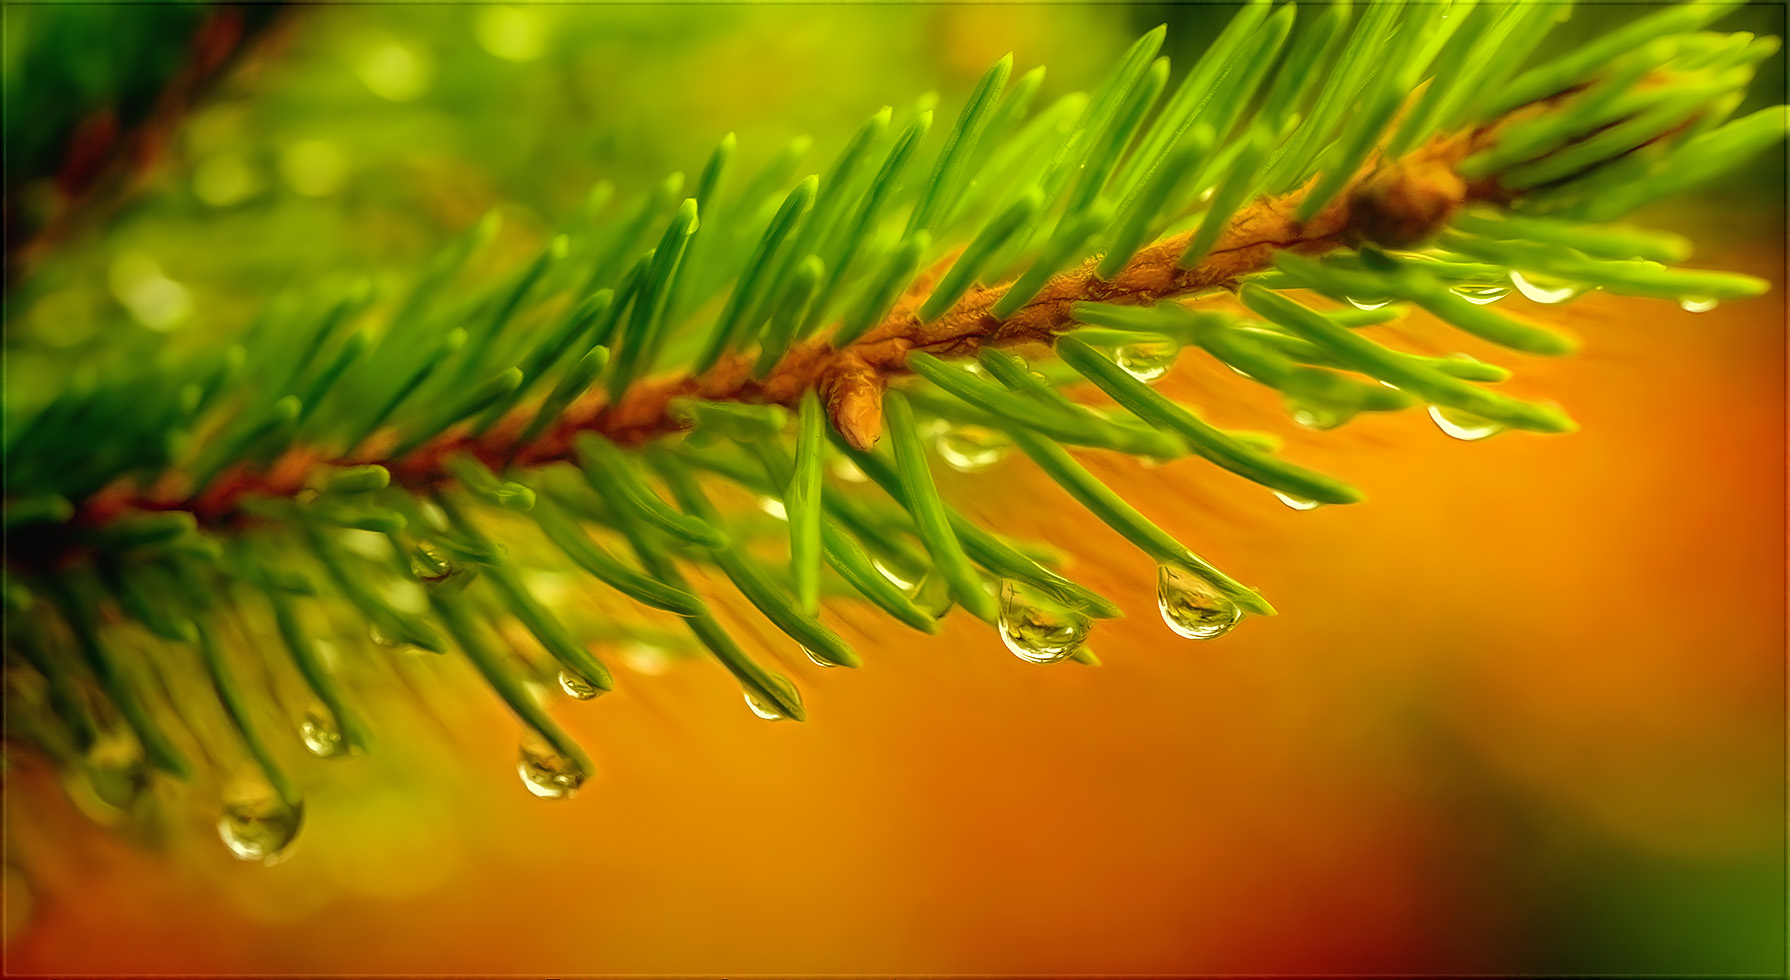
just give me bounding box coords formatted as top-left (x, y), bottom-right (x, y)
top-left (65, 732), bottom-right (148, 821)
top-left (517, 733), bottom-right (587, 800)
top-left (1273, 492), bottom-right (1323, 511)
top-left (1345, 295), bottom-right (1392, 311)
top-left (935, 424), bottom-right (1010, 472)
top-left (218, 788), bottom-right (304, 864)
top-left (1510, 270), bottom-right (1583, 305)
top-left (742, 674), bottom-right (803, 721)
top-left (1156, 564), bottom-right (1242, 640)
top-left (368, 622), bottom-right (408, 649)
top-left (300, 705), bottom-right (349, 758)
top-left (997, 581), bottom-right (1093, 664)
top-left (1113, 343), bottom-right (1178, 384)
top-left (829, 457), bottom-right (868, 483)
top-left (757, 496), bottom-right (788, 520)
top-left (1428, 404), bottom-right (1506, 441)
top-left (557, 669), bottom-right (602, 700)
top-left (872, 558), bottom-right (917, 591)
top-left (743, 690), bottom-right (783, 720)
top-left (802, 646), bottom-right (843, 668)
top-left (1289, 400), bottom-right (1349, 430)
top-left (410, 542), bottom-right (476, 593)
top-left (1679, 296), bottom-right (1718, 313)
top-left (1451, 282), bottom-right (1511, 306)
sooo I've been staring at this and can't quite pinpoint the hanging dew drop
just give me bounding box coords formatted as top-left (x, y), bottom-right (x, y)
top-left (218, 788), bottom-right (304, 864)
top-left (517, 733), bottom-right (587, 799)
top-left (1450, 282), bottom-right (1510, 306)
top-left (1428, 404), bottom-right (1506, 441)
top-left (997, 581), bottom-right (1093, 664)
top-left (300, 704), bottom-right (349, 758)
top-left (742, 673), bottom-right (803, 721)
top-left (1273, 491), bottom-right (1323, 511)
top-left (743, 689), bottom-right (788, 720)
top-left (1510, 270), bottom-right (1583, 305)
top-left (1288, 399), bottom-right (1348, 430)
top-left (557, 669), bottom-right (602, 700)
top-left (871, 557), bottom-right (917, 591)
top-left (935, 424), bottom-right (1010, 472)
top-left (801, 645), bottom-right (843, 669)
top-left (1113, 343), bottom-right (1178, 384)
top-left (1345, 295), bottom-right (1392, 311)
top-left (410, 542), bottom-right (476, 594)
top-left (1156, 564), bottom-right (1242, 640)
top-left (1679, 296), bottom-right (1718, 313)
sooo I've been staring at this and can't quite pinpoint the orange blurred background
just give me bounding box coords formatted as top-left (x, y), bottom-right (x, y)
top-left (3, 3), bottom-right (1785, 976)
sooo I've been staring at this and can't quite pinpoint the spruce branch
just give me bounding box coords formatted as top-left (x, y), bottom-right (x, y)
top-left (4, 0), bottom-right (1785, 863)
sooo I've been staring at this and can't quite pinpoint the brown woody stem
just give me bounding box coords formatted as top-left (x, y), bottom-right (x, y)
top-left (85, 116), bottom-right (1517, 530)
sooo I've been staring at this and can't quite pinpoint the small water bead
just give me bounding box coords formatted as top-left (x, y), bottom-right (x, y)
top-left (1679, 296), bottom-right (1719, 313)
top-left (300, 705), bottom-right (349, 758)
top-left (1345, 295), bottom-right (1392, 311)
top-left (1273, 492), bottom-right (1323, 511)
top-left (802, 646), bottom-right (843, 669)
top-left (218, 790), bottom-right (305, 864)
top-left (742, 673), bottom-right (803, 721)
top-left (1450, 282), bottom-right (1511, 306)
top-left (1156, 564), bottom-right (1242, 640)
top-left (66, 733), bottom-right (149, 821)
top-left (935, 424), bottom-right (1010, 473)
top-left (1113, 343), bottom-right (1178, 384)
top-left (872, 558), bottom-right (917, 591)
top-left (1510, 270), bottom-right (1584, 305)
top-left (997, 581), bottom-right (1093, 664)
top-left (1289, 400), bottom-right (1349, 431)
top-left (517, 734), bottom-right (587, 799)
top-left (557, 669), bottom-right (602, 700)
top-left (409, 542), bottom-right (476, 594)
top-left (1428, 404), bottom-right (1506, 441)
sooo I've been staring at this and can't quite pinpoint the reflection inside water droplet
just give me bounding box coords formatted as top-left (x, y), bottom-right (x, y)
top-left (410, 542), bottom-right (476, 593)
top-left (218, 788), bottom-right (304, 864)
top-left (935, 424), bottom-right (1010, 472)
top-left (1156, 564), bottom-right (1242, 640)
top-left (1428, 404), bottom-right (1506, 441)
top-left (1679, 296), bottom-right (1718, 313)
top-left (743, 690), bottom-right (787, 720)
top-left (517, 733), bottom-right (587, 799)
top-left (997, 581), bottom-right (1093, 664)
top-left (802, 646), bottom-right (843, 669)
top-left (1273, 491), bottom-right (1322, 511)
top-left (1450, 282), bottom-right (1511, 306)
top-left (1113, 343), bottom-right (1177, 384)
top-left (557, 669), bottom-right (601, 700)
top-left (1510, 270), bottom-right (1583, 305)
top-left (1345, 295), bottom-right (1392, 311)
top-left (300, 705), bottom-right (349, 758)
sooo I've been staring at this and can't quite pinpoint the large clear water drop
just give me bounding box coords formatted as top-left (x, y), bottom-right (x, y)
top-left (557, 669), bottom-right (602, 701)
top-left (517, 733), bottom-right (587, 799)
top-left (935, 424), bottom-right (1010, 472)
top-left (1510, 270), bottom-right (1583, 305)
top-left (1450, 282), bottom-right (1510, 306)
top-left (1156, 564), bottom-right (1242, 640)
top-left (300, 704), bottom-right (349, 759)
top-left (997, 581), bottom-right (1093, 664)
top-left (218, 788), bottom-right (304, 864)
top-left (1428, 404), bottom-right (1506, 441)
top-left (1273, 491), bottom-right (1323, 511)
top-left (1113, 343), bottom-right (1178, 384)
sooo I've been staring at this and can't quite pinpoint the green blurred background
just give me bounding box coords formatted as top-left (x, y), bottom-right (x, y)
top-left (3, 2), bottom-right (1784, 975)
